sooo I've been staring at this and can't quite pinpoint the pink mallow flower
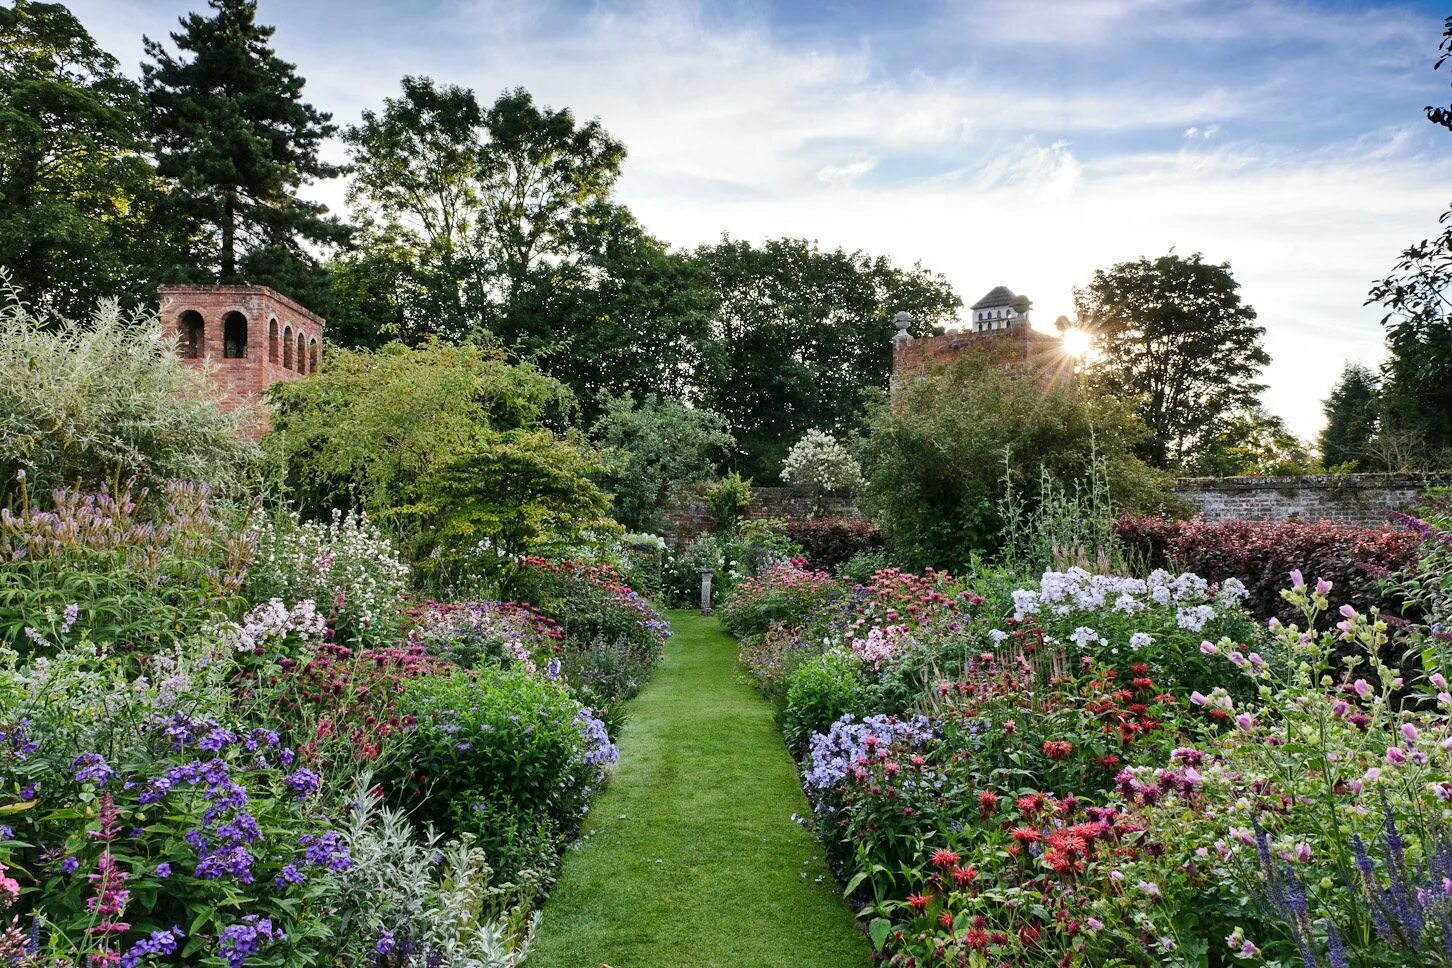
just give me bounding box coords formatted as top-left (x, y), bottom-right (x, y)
top-left (1316, 577), bottom-right (1333, 596)
top-left (1235, 713), bottom-right (1255, 731)
top-left (1403, 723), bottom-right (1421, 744)
top-left (1289, 570), bottom-right (1305, 591)
top-left (1200, 641), bottom-right (1218, 655)
top-left (1386, 747), bottom-right (1407, 766)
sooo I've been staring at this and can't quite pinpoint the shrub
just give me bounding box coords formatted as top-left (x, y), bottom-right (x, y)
top-left (0, 480), bottom-right (252, 651)
top-left (0, 635), bottom-right (351, 964)
top-left (783, 517), bottom-right (882, 572)
top-left (703, 472), bottom-right (751, 531)
top-left (590, 394), bottom-right (733, 532)
top-left (0, 287), bottom-right (256, 502)
top-left (781, 429), bottom-right (864, 512)
top-left (1115, 515), bottom-right (1421, 626)
top-left (505, 558), bottom-right (670, 712)
top-left (859, 344), bottom-right (1166, 569)
top-left (783, 650), bottom-right (869, 754)
top-left (396, 667), bottom-right (615, 880)
top-left (245, 505), bottom-right (410, 648)
top-left (720, 561), bottom-right (840, 639)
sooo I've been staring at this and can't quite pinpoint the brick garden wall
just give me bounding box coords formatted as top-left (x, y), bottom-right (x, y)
top-left (662, 485), bottom-right (865, 544)
top-left (1171, 473), bottom-right (1451, 526)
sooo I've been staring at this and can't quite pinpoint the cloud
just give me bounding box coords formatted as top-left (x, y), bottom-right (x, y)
top-left (67, 0), bottom-right (1452, 439)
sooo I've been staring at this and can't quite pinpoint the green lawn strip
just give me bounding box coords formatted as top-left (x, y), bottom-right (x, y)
top-left (527, 610), bottom-right (871, 968)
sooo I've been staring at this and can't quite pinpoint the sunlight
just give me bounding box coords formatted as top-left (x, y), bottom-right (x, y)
top-left (1060, 326), bottom-right (1093, 359)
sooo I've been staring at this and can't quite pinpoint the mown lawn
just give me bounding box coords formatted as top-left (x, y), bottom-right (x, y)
top-left (527, 610), bottom-right (870, 968)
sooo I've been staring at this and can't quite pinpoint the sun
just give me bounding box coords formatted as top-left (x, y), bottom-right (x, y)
top-left (1060, 327), bottom-right (1093, 359)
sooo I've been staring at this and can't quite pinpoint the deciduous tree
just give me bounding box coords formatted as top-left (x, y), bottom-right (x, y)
top-left (1075, 251), bottom-right (1269, 470)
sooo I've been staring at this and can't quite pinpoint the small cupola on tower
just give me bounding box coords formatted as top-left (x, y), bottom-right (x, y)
top-left (157, 284), bottom-right (325, 440)
top-left (969, 286), bottom-right (1032, 333)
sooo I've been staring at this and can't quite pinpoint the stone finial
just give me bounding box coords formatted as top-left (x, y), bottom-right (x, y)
top-left (892, 310), bottom-right (914, 342)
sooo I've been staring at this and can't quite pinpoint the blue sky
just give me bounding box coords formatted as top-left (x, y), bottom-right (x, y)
top-left (70, 0), bottom-right (1452, 438)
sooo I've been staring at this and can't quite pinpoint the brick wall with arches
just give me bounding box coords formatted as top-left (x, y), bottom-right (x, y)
top-left (158, 284), bottom-right (325, 440)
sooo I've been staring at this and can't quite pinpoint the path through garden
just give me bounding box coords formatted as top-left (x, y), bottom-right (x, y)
top-left (527, 611), bottom-right (870, 967)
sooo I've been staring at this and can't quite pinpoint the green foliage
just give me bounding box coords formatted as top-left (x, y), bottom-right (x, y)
top-left (693, 237), bottom-right (961, 481)
top-left (0, 480), bottom-right (252, 652)
top-left (1186, 407), bottom-right (1318, 477)
top-left (1075, 251), bottom-right (1271, 469)
top-left (0, 288), bottom-right (256, 501)
top-left (415, 429), bottom-right (616, 585)
top-left (860, 346), bottom-right (1166, 570)
top-left (1319, 364), bottom-right (1383, 469)
top-left (0, 0), bottom-right (179, 317)
top-left (141, 0), bottom-right (345, 282)
top-left (590, 394), bottom-right (732, 532)
top-left (397, 667), bottom-right (597, 881)
top-left (703, 472), bottom-right (751, 533)
top-left (783, 650), bottom-right (869, 754)
top-left (340, 78), bottom-right (626, 353)
top-left (998, 448), bottom-right (1125, 573)
top-left (264, 339), bottom-right (590, 571)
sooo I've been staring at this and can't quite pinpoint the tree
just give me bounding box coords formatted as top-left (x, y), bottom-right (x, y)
top-left (263, 340), bottom-right (579, 567)
top-left (542, 210), bottom-right (715, 421)
top-left (860, 345), bottom-right (1165, 570)
top-left (341, 78), bottom-right (626, 353)
top-left (142, 0), bottom-right (345, 283)
top-left (589, 394), bottom-right (733, 533)
top-left (1318, 364), bottom-right (1382, 470)
top-left (781, 429), bottom-right (864, 515)
top-left (692, 237), bottom-right (960, 481)
top-left (1075, 252), bottom-right (1269, 469)
top-left (1365, 17), bottom-right (1452, 468)
top-left (1188, 408), bottom-right (1317, 477)
top-left (0, 280), bottom-right (255, 503)
top-left (0, 1), bottom-right (178, 316)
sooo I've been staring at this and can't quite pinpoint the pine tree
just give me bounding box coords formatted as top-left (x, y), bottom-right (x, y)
top-left (1318, 364), bottom-right (1381, 470)
top-left (141, 0), bottom-right (344, 282)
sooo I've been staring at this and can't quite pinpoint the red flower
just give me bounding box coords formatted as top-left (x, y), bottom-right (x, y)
top-left (930, 848), bottom-right (960, 869)
top-left (977, 791), bottom-right (998, 816)
top-left (907, 893), bottom-right (930, 912)
top-left (950, 865), bottom-right (978, 887)
top-left (1010, 826), bottom-right (1041, 844)
top-left (939, 911), bottom-right (954, 928)
top-left (1043, 740), bottom-right (1073, 760)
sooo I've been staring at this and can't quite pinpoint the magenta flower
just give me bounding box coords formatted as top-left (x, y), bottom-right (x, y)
top-left (1352, 679), bottom-right (1372, 698)
top-left (1235, 713), bottom-right (1255, 731)
top-left (1386, 746), bottom-right (1407, 765)
top-left (1402, 723), bottom-right (1420, 744)
top-left (1315, 577), bottom-right (1333, 596)
top-left (1289, 569), bottom-right (1305, 591)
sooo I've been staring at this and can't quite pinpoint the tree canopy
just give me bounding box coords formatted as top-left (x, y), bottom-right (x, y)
top-left (1075, 251), bottom-right (1270, 470)
top-left (141, 0), bottom-right (345, 284)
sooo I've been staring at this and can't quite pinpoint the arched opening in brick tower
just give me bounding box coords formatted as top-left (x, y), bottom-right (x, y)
top-left (282, 324), bottom-right (293, 369)
top-left (268, 319), bottom-right (279, 364)
top-left (178, 310), bottom-right (204, 359)
top-left (308, 337), bottom-right (318, 373)
top-left (296, 331), bottom-right (308, 374)
top-left (222, 311), bottom-right (248, 359)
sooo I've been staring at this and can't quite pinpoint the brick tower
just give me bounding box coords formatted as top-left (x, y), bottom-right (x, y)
top-left (158, 285), bottom-right (324, 440)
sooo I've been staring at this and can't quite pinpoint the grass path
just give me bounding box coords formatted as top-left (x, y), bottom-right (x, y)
top-left (527, 611), bottom-right (871, 968)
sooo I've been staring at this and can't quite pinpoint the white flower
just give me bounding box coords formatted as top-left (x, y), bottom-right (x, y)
top-left (1129, 632), bottom-right (1153, 650)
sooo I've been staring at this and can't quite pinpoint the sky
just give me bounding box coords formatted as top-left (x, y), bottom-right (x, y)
top-left (67, 0), bottom-right (1452, 438)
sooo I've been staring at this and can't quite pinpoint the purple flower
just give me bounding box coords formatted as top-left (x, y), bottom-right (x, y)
top-left (274, 863), bottom-right (303, 889)
top-left (154, 862), bottom-right (171, 879)
top-left (218, 916), bottom-right (283, 968)
top-left (61, 856), bottom-right (79, 874)
top-left (120, 927), bottom-right (183, 968)
top-left (282, 768), bottom-right (321, 801)
top-left (71, 752), bottom-right (115, 787)
top-left (376, 930), bottom-right (396, 955)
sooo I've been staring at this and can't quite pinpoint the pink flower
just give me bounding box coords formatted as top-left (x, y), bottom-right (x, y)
top-left (1190, 691), bottom-right (1207, 707)
top-left (1433, 673), bottom-right (1448, 690)
top-left (1352, 679), bottom-right (1372, 698)
top-left (1248, 653), bottom-right (1266, 668)
top-left (1200, 641), bottom-right (1218, 655)
top-left (1316, 577), bottom-right (1333, 596)
top-left (1235, 713), bottom-right (1255, 731)
top-left (1386, 747), bottom-right (1407, 766)
top-left (1402, 723), bottom-right (1421, 744)
top-left (1339, 604), bottom-right (1357, 619)
top-left (1086, 918), bottom-right (1104, 931)
top-left (1294, 842), bottom-right (1312, 862)
top-left (1227, 651), bottom-right (1248, 668)
top-left (1331, 700), bottom-right (1349, 718)
top-left (1289, 570), bottom-right (1305, 591)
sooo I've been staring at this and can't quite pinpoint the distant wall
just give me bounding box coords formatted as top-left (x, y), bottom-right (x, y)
top-left (1172, 473), bottom-right (1450, 526)
top-left (663, 485), bottom-right (864, 544)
